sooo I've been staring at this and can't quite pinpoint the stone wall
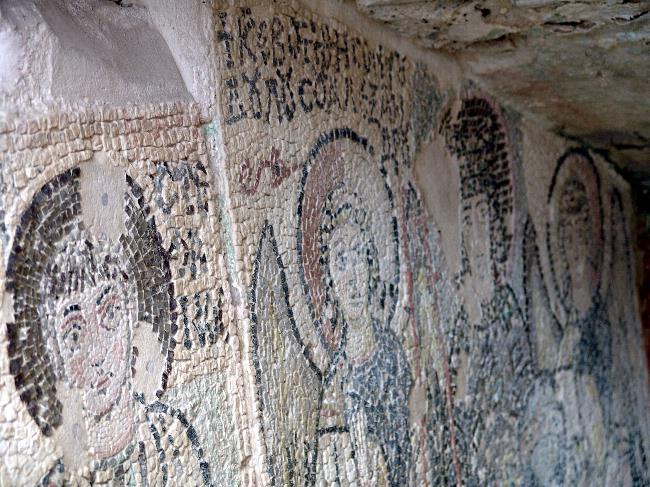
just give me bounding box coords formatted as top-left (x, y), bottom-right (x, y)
top-left (0, 1), bottom-right (648, 486)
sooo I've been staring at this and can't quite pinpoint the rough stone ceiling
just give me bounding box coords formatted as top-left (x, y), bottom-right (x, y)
top-left (355, 0), bottom-right (650, 182)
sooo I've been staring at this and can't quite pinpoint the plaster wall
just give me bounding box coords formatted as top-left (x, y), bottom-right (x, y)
top-left (0, 1), bottom-right (647, 486)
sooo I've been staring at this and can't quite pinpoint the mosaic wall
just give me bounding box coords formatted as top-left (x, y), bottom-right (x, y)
top-left (0, 1), bottom-right (648, 486)
top-left (0, 104), bottom-right (242, 485)
top-left (216, 3), bottom-right (650, 487)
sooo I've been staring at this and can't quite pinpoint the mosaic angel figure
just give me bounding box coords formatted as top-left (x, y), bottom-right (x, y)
top-left (296, 130), bottom-right (413, 486)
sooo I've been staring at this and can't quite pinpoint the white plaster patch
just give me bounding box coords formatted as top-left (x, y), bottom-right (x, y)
top-left (79, 153), bottom-right (127, 244)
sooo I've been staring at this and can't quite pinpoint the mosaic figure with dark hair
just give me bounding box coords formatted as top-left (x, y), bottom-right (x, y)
top-left (522, 150), bottom-right (621, 486)
top-left (6, 169), bottom-right (211, 485)
top-left (546, 150), bottom-right (612, 485)
top-left (446, 96), bottom-right (532, 485)
top-left (315, 184), bottom-right (412, 487)
top-left (40, 234), bottom-right (136, 460)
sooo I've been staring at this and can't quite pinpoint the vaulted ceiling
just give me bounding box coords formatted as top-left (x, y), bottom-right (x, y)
top-left (355, 0), bottom-right (650, 183)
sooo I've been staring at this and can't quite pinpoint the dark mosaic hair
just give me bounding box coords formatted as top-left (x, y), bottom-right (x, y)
top-left (6, 168), bottom-right (82, 435)
top-left (121, 175), bottom-right (176, 395)
top-left (318, 185), bottom-right (382, 341)
top-left (6, 168), bottom-right (175, 437)
top-left (446, 96), bottom-right (514, 283)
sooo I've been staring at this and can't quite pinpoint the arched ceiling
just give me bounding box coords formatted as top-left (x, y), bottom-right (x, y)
top-left (355, 0), bottom-right (650, 182)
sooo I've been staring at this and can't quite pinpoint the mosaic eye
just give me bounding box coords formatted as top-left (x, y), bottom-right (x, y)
top-left (63, 322), bottom-right (82, 352)
top-left (353, 243), bottom-right (364, 257)
top-left (99, 301), bottom-right (122, 331)
top-left (335, 251), bottom-right (347, 270)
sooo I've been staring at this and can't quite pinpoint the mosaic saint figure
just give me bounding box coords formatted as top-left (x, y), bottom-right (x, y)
top-left (6, 168), bottom-right (211, 485)
top-left (297, 129), bottom-right (411, 486)
top-left (445, 96), bottom-right (532, 485)
top-left (317, 185), bottom-right (412, 487)
top-left (546, 149), bottom-right (612, 485)
top-left (523, 149), bottom-right (615, 486)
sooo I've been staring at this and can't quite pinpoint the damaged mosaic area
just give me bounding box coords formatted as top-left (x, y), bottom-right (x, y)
top-left (0, 104), bottom-right (241, 485)
top-left (218, 3), bottom-right (650, 486)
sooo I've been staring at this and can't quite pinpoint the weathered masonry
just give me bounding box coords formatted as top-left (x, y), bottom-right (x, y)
top-left (0, 1), bottom-right (648, 486)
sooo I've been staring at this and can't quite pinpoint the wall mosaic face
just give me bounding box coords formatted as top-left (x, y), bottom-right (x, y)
top-left (0, 104), bottom-right (241, 485)
top-left (0, 1), bottom-right (648, 486)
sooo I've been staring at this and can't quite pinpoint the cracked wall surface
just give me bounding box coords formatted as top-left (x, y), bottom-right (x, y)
top-left (0, 0), bottom-right (648, 486)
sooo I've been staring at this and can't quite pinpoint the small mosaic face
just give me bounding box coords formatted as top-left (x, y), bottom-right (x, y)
top-left (328, 220), bottom-right (370, 326)
top-left (558, 178), bottom-right (594, 285)
top-left (463, 193), bottom-right (493, 296)
top-left (52, 275), bottom-right (131, 418)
